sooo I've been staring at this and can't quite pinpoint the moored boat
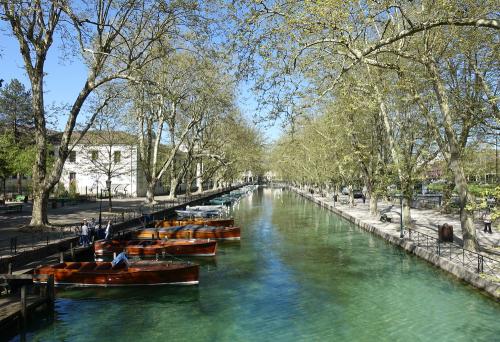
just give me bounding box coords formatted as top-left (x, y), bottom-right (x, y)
top-left (175, 209), bottom-right (221, 218)
top-left (94, 239), bottom-right (217, 257)
top-left (134, 225), bottom-right (240, 240)
top-left (33, 261), bottom-right (199, 287)
top-left (155, 218), bottom-right (235, 228)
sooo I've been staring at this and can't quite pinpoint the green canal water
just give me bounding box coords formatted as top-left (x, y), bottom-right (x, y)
top-left (16, 188), bottom-right (500, 341)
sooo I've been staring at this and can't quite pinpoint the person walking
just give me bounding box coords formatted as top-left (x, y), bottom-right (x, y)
top-left (483, 210), bottom-right (492, 234)
top-left (89, 217), bottom-right (96, 242)
top-left (105, 220), bottom-right (112, 240)
top-left (81, 220), bottom-right (90, 247)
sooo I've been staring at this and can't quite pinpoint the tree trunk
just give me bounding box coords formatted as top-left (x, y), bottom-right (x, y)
top-left (195, 162), bottom-right (203, 193)
top-left (168, 160), bottom-right (178, 199)
top-left (402, 197), bottom-right (412, 227)
top-left (169, 177), bottom-right (178, 199)
top-left (449, 158), bottom-right (477, 251)
top-left (369, 192), bottom-right (378, 216)
top-left (348, 185), bottom-right (354, 207)
top-left (30, 74), bottom-right (50, 228)
top-left (30, 190), bottom-right (49, 226)
top-left (16, 173), bottom-right (22, 194)
top-left (146, 181), bottom-right (155, 204)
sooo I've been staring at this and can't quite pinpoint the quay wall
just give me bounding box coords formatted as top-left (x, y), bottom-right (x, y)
top-left (290, 187), bottom-right (500, 301)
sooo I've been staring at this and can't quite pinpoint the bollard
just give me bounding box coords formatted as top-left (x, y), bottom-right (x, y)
top-left (47, 275), bottom-right (55, 307)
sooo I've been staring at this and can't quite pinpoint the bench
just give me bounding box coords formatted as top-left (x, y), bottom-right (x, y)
top-left (379, 206), bottom-right (394, 222)
top-left (0, 204), bottom-right (23, 214)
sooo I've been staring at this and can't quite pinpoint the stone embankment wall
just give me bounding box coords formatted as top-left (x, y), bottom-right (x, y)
top-left (291, 187), bottom-right (500, 301)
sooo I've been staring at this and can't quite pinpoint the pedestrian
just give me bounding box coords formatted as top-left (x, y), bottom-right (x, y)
top-left (97, 222), bottom-right (104, 240)
top-left (105, 220), bottom-right (112, 240)
top-left (362, 186), bottom-right (367, 204)
top-left (81, 220), bottom-right (90, 246)
top-left (89, 217), bottom-right (96, 242)
top-left (483, 210), bottom-right (492, 234)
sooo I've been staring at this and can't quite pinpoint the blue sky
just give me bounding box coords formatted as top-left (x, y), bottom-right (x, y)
top-left (1, 28), bottom-right (282, 143)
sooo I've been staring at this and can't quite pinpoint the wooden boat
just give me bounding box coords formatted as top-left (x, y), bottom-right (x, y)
top-left (94, 239), bottom-right (217, 257)
top-left (186, 205), bottom-right (227, 211)
top-left (134, 225), bottom-right (240, 240)
top-left (155, 218), bottom-right (235, 228)
top-left (175, 209), bottom-right (221, 218)
top-left (33, 261), bottom-right (199, 287)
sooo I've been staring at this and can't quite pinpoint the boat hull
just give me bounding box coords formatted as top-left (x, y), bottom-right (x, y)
top-left (135, 225), bottom-right (240, 240)
top-left (94, 239), bottom-right (217, 257)
top-left (33, 261), bottom-right (199, 287)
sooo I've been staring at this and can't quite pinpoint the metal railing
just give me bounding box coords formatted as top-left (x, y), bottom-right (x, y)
top-left (0, 186), bottom-right (237, 259)
top-left (0, 227), bottom-right (78, 259)
top-left (407, 228), bottom-right (499, 278)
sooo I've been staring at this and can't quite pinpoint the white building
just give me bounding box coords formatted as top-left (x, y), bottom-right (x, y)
top-left (59, 131), bottom-right (168, 197)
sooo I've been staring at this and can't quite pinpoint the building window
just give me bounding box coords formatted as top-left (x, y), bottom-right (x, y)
top-left (114, 151), bottom-right (121, 163)
top-left (69, 172), bottom-right (76, 182)
top-left (90, 150), bottom-right (98, 161)
top-left (69, 151), bottom-right (76, 162)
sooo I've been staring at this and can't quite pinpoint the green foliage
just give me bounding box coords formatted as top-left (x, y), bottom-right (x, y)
top-left (68, 181), bottom-right (78, 199)
top-left (53, 182), bottom-right (68, 198)
top-left (0, 132), bottom-right (36, 179)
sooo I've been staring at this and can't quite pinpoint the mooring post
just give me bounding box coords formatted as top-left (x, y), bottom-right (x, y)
top-left (47, 275), bottom-right (55, 307)
top-left (21, 285), bottom-right (27, 327)
top-left (70, 243), bottom-right (75, 260)
top-left (59, 252), bottom-right (64, 263)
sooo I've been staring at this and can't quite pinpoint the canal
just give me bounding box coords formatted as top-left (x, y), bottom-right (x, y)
top-left (16, 188), bottom-right (500, 341)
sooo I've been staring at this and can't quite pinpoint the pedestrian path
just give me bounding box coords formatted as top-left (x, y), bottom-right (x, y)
top-left (291, 187), bottom-right (500, 297)
top-left (304, 190), bottom-right (499, 258)
top-left (0, 189), bottom-right (232, 257)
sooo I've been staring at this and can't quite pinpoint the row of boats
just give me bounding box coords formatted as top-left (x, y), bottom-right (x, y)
top-left (33, 186), bottom-right (258, 287)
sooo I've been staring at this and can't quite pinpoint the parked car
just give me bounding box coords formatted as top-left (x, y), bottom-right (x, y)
top-left (353, 190), bottom-right (363, 198)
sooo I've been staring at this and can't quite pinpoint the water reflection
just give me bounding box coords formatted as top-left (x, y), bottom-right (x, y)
top-left (14, 188), bottom-right (500, 342)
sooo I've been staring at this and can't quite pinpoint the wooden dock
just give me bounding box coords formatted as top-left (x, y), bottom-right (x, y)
top-left (0, 274), bottom-right (54, 333)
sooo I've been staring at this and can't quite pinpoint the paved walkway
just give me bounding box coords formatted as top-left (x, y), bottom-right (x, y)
top-left (302, 190), bottom-right (499, 258)
top-left (0, 190), bottom-right (228, 256)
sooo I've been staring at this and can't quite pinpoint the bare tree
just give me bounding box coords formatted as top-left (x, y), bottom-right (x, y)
top-left (1, 0), bottom-right (196, 227)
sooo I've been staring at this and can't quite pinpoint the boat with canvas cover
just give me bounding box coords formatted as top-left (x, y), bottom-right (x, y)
top-left (94, 239), bottom-right (217, 257)
top-left (175, 209), bottom-right (222, 218)
top-left (33, 261), bottom-right (199, 287)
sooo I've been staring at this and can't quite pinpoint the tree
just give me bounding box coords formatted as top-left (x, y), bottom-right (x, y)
top-left (234, 0), bottom-right (499, 250)
top-left (0, 79), bottom-right (33, 193)
top-left (1, 0), bottom-right (198, 227)
top-left (78, 105), bottom-right (133, 210)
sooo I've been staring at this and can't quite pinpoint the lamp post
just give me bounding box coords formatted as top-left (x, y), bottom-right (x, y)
top-left (106, 179), bottom-right (112, 211)
top-left (98, 189), bottom-right (103, 228)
